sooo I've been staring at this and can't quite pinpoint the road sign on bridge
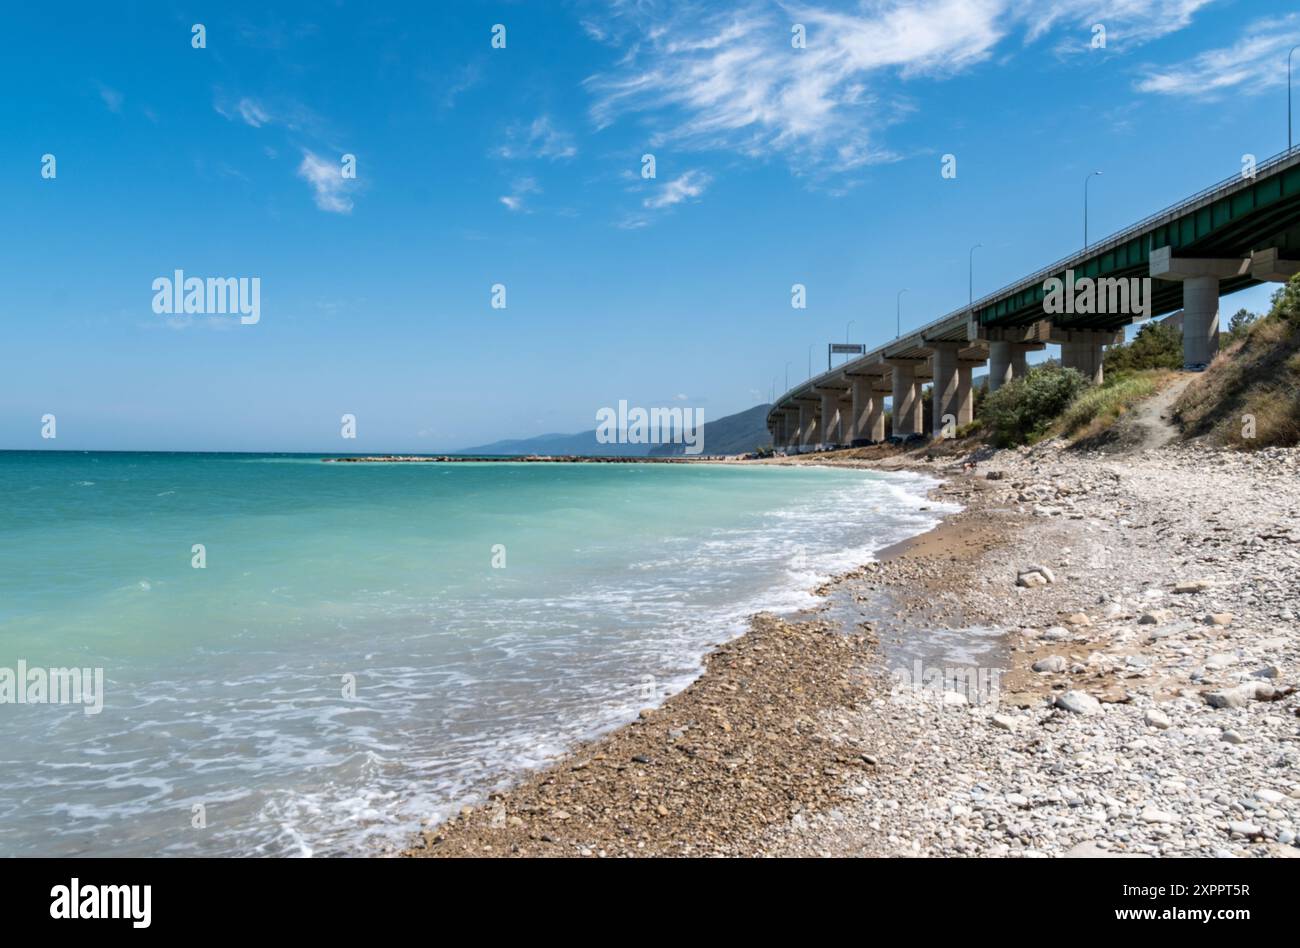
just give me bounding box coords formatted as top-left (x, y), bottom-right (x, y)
top-left (828, 343), bottom-right (866, 369)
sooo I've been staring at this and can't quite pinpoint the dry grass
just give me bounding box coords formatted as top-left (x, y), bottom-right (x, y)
top-left (1174, 313), bottom-right (1300, 449)
top-left (1055, 369), bottom-right (1175, 443)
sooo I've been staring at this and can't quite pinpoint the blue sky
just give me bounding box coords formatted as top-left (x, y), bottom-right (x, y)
top-left (2, 0), bottom-right (1296, 452)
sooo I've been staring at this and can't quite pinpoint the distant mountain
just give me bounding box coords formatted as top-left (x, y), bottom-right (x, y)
top-left (457, 404), bottom-right (773, 457)
top-left (453, 429), bottom-right (650, 457)
top-left (647, 403), bottom-right (773, 456)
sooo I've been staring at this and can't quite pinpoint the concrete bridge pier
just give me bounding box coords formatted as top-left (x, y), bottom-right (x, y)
top-left (848, 376), bottom-right (886, 443)
top-left (886, 360), bottom-right (924, 438)
top-left (976, 324), bottom-right (1050, 391)
top-left (798, 400), bottom-right (818, 449)
top-left (1060, 341), bottom-right (1104, 384)
top-left (838, 390), bottom-right (854, 444)
top-left (867, 384), bottom-right (888, 442)
top-left (929, 342), bottom-right (962, 437)
top-left (956, 361), bottom-right (978, 426)
top-left (1150, 246), bottom-right (1250, 369)
top-left (988, 341), bottom-right (1012, 392)
top-left (815, 389), bottom-right (843, 445)
top-left (1183, 275), bottom-right (1221, 368)
top-left (1051, 329), bottom-right (1122, 385)
top-left (988, 341), bottom-right (1036, 391)
top-left (782, 408), bottom-right (800, 449)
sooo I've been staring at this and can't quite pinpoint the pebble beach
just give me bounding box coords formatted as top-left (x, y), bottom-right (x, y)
top-left (406, 438), bottom-right (1300, 858)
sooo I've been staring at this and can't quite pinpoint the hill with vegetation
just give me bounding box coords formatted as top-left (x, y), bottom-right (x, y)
top-left (960, 276), bottom-right (1300, 452)
top-left (1174, 278), bottom-right (1300, 448)
top-left (647, 403), bottom-right (773, 456)
top-left (459, 403), bottom-right (772, 457)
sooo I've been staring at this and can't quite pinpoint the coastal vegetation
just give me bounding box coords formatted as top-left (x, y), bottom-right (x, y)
top-left (978, 365), bottom-right (1088, 447)
top-left (1056, 369), bottom-right (1174, 442)
top-left (964, 277), bottom-right (1299, 451)
top-left (1174, 276), bottom-right (1300, 449)
top-left (1105, 321), bottom-right (1182, 372)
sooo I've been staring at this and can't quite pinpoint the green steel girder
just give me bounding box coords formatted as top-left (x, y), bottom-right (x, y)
top-left (976, 162), bottom-right (1300, 332)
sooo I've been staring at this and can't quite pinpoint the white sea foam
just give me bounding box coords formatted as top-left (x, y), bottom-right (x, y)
top-left (0, 460), bottom-right (956, 858)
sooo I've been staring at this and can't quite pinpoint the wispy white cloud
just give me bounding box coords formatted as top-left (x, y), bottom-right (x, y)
top-left (587, 1), bottom-right (1009, 176)
top-left (494, 115), bottom-right (578, 160)
top-left (97, 82), bottom-right (123, 113)
top-left (1135, 14), bottom-right (1300, 98)
top-left (1020, 0), bottom-right (1217, 49)
top-left (214, 95), bottom-right (273, 128)
top-left (617, 169), bottom-right (713, 228)
top-left (499, 176), bottom-right (541, 212)
top-left (212, 93), bottom-right (334, 139)
top-left (442, 64), bottom-right (482, 109)
top-left (296, 150), bottom-right (354, 213)
top-left (644, 169), bottom-right (711, 209)
top-left (580, 19), bottom-right (611, 43)
top-left (586, 0), bottom-right (1215, 177)
top-left (237, 98), bottom-right (271, 127)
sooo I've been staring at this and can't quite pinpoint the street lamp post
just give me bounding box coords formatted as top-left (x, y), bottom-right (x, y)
top-left (969, 243), bottom-right (982, 308)
top-left (808, 344), bottom-right (814, 381)
top-left (784, 360), bottom-right (791, 392)
top-left (896, 288), bottom-right (909, 337)
top-left (846, 320), bottom-right (854, 343)
top-left (1084, 171), bottom-right (1103, 250)
top-left (1290, 45), bottom-right (1300, 150)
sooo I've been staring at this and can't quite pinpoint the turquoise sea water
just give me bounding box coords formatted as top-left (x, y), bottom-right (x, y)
top-left (0, 452), bottom-right (954, 856)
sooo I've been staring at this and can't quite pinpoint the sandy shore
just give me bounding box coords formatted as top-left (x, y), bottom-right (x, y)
top-left (404, 438), bottom-right (1300, 858)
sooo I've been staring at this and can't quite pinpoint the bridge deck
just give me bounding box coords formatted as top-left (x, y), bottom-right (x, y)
top-left (769, 146), bottom-right (1300, 424)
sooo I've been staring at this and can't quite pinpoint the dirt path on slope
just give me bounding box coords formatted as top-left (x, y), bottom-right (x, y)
top-left (1077, 373), bottom-right (1195, 456)
top-left (1122, 374), bottom-right (1194, 452)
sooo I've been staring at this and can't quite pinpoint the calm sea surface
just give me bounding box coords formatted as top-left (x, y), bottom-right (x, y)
top-left (0, 452), bottom-right (955, 856)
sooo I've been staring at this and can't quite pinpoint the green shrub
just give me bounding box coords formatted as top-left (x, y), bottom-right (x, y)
top-left (1105, 321), bottom-right (1182, 372)
top-left (1268, 274), bottom-right (1300, 323)
top-left (1226, 307), bottom-right (1260, 343)
top-left (979, 365), bottom-right (1088, 447)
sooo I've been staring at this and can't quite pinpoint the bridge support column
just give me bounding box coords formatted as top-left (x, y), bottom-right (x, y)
top-left (867, 386), bottom-right (887, 442)
top-left (849, 377), bottom-right (885, 444)
top-left (784, 409), bottom-right (801, 448)
top-left (929, 342), bottom-right (961, 439)
top-left (817, 390), bottom-right (842, 446)
top-left (1009, 346), bottom-right (1031, 384)
top-left (887, 361), bottom-right (923, 438)
top-left (1150, 246), bottom-right (1250, 370)
top-left (1050, 329), bottom-right (1122, 385)
top-left (988, 342), bottom-right (1035, 391)
top-left (957, 363), bottom-right (974, 426)
top-left (976, 325), bottom-right (1049, 391)
top-left (988, 341), bottom-right (1012, 392)
top-left (798, 401), bottom-right (817, 449)
top-left (1183, 275), bottom-right (1220, 370)
top-left (1060, 341), bottom-right (1104, 385)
